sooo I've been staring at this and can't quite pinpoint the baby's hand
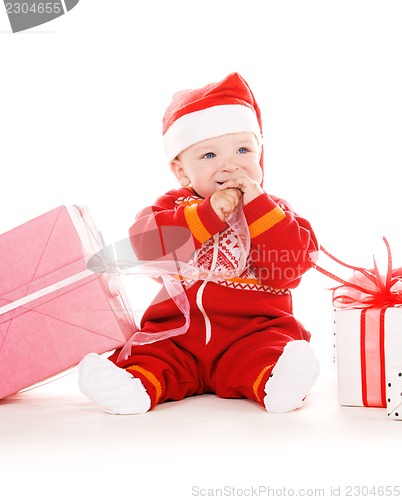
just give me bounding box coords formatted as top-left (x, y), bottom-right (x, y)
top-left (210, 188), bottom-right (242, 221)
top-left (218, 176), bottom-right (263, 205)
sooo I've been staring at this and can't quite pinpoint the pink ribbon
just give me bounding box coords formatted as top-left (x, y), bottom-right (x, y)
top-left (115, 261), bottom-right (192, 362)
top-left (115, 203), bottom-right (251, 362)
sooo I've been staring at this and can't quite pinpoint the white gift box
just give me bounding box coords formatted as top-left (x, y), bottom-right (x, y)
top-left (335, 306), bottom-right (402, 419)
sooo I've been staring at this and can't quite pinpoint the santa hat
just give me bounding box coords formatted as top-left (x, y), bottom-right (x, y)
top-left (162, 72), bottom-right (264, 169)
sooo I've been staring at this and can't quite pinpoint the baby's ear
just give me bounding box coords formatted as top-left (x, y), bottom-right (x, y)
top-left (170, 159), bottom-right (190, 187)
top-left (169, 158), bottom-right (181, 180)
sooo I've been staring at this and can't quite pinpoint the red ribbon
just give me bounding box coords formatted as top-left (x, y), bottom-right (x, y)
top-left (360, 307), bottom-right (387, 407)
top-left (314, 237), bottom-right (402, 309)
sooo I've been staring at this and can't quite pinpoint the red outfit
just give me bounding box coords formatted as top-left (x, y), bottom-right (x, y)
top-left (109, 187), bottom-right (318, 409)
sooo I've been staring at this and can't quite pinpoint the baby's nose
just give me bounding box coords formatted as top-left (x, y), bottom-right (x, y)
top-left (221, 161), bottom-right (239, 172)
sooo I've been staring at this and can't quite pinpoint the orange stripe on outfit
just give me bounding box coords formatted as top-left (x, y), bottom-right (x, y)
top-left (226, 276), bottom-right (261, 285)
top-left (178, 198), bottom-right (203, 207)
top-left (184, 205), bottom-right (211, 243)
top-left (248, 206), bottom-right (286, 239)
top-left (127, 365), bottom-right (163, 404)
top-left (252, 364), bottom-right (275, 403)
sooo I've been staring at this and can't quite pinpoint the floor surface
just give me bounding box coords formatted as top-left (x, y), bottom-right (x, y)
top-left (1, 361), bottom-right (400, 500)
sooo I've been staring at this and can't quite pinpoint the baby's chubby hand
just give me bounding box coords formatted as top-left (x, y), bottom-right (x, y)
top-left (210, 188), bottom-right (242, 221)
top-left (218, 176), bottom-right (263, 205)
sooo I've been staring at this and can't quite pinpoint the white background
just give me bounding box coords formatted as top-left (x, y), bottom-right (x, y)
top-left (1, 1), bottom-right (402, 498)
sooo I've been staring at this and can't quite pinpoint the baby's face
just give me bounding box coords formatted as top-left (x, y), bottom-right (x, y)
top-left (172, 132), bottom-right (262, 198)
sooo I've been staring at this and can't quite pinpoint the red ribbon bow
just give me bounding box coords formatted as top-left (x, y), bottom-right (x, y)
top-left (314, 237), bottom-right (402, 309)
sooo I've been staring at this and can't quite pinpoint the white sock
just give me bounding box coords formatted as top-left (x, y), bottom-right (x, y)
top-left (264, 340), bottom-right (320, 413)
top-left (78, 353), bottom-right (151, 415)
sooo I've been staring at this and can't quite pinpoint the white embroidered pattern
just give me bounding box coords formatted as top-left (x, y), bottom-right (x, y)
top-left (176, 195), bottom-right (290, 295)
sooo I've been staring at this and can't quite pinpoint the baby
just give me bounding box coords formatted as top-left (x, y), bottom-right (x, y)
top-left (78, 72), bottom-right (320, 414)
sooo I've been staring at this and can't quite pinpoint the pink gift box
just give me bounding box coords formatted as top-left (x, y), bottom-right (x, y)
top-left (0, 205), bottom-right (135, 399)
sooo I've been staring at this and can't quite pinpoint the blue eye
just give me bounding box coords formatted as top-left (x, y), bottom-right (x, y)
top-left (238, 147), bottom-right (250, 154)
top-left (202, 152), bottom-right (216, 159)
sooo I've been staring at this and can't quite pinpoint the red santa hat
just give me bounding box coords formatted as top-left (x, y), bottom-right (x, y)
top-left (162, 72), bottom-right (264, 169)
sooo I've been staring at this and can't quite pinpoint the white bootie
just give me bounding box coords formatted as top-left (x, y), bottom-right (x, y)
top-left (78, 353), bottom-right (151, 415)
top-left (264, 340), bottom-right (320, 413)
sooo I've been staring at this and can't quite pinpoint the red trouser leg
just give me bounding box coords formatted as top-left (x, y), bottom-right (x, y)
top-left (212, 327), bottom-right (300, 407)
top-left (109, 339), bottom-right (200, 409)
top-left (108, 281), bottom-right (312, 410)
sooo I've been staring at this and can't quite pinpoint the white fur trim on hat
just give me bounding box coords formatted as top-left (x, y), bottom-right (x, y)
top-left (163, 104), bottom-right (263, 161)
